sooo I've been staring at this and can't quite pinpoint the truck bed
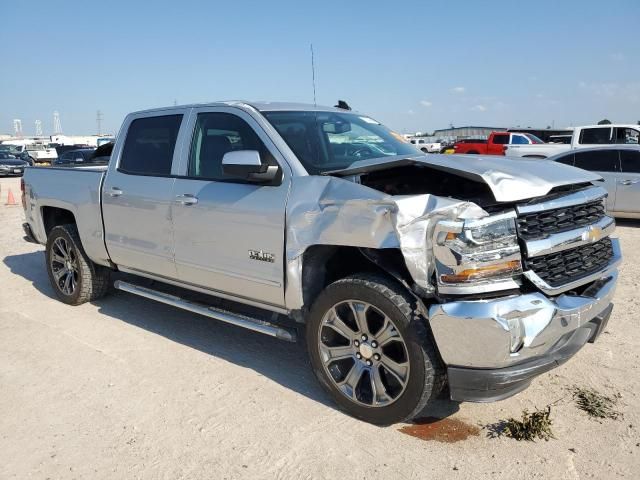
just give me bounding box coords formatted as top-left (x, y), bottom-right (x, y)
top-left (22, 166), bottom-right (111, 266)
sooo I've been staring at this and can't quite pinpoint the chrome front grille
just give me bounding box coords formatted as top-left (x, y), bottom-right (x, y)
top-left (522, 237), bottom-right (613, 287)
top-left (516, 186), bottom-right (620, 294)
top-left (516, 199), bottom-right (606, 240)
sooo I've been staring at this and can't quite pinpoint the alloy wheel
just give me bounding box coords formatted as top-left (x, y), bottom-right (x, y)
top-left (50, 237), bottom-right (79, 296)
top-left (318, 300), bottom-right (410, 407)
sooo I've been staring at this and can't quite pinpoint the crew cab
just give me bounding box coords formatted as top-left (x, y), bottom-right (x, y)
top-left (453, 131), bottom-right (543, 155)
top-left (506, 124), bottom-right (640, 158)
top-left (22, 102), bottom-right (620, 425)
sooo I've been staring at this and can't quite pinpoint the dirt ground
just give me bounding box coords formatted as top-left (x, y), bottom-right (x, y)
top-left (1, 175), bottom-right (638, 479)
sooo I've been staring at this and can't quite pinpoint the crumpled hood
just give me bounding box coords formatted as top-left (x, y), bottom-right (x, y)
top-left (325, 154), bottom-right (603, 202)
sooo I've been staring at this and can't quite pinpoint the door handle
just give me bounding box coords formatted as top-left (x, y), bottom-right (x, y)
top-left (175, 194), bottom-right (198, 205)
top-left (108, 187), bottom-right (123, 197)
top-left (618, 179), bottom-right (639, 185)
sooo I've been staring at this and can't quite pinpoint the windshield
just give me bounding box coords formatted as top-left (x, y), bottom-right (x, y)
top-left (262, 111), bottom-right (418, 174)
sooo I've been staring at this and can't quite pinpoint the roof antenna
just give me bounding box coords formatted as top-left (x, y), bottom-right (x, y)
top-left (310, 43), bottom-right (317, 107)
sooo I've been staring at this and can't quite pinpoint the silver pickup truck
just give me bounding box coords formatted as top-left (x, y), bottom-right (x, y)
top-left (21, 102), bottom-right (620, 425)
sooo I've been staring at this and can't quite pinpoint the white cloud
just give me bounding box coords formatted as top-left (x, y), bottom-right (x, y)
top-left (471, 104), bottom-right (487, 112)
top-left (610, 52), bottom-right (625, 62)
top-left (535, 93), bottom-right (544, 99)
top-left (420, 100), bottom-right (432, 107)
top-left (407, 109), bottom-right (415, 115)
top-left (450, 86), bottom-right (466, 94)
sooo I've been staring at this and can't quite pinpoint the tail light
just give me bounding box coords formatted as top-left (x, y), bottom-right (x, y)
top-left (20, 178), bottom-right (25, 192)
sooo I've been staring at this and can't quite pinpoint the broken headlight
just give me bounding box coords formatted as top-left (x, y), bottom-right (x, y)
top-left (434, 212), bottom-right (523, 294)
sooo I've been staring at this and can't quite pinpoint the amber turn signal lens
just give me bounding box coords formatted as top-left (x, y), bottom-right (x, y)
top-left (440, 260), bottom-right (521, 283)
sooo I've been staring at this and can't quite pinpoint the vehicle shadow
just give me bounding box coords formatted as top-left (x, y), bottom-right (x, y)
top-left (3, 251), bottom-right (460, 423)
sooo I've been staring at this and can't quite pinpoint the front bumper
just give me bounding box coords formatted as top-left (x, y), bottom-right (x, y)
top-left (447, 304), bottom-right (612, 401)
top-left (428, 239), bottom-right (619, 401)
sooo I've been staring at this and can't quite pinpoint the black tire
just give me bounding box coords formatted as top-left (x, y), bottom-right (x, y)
top-left (45, 224), bottom-right (111, 305)
top-left (467, 150), bottom-right (479, 155)
top-left (306, 273), bottom-right (445, 425)
top-left (420, 148), bottom-right (429, 153)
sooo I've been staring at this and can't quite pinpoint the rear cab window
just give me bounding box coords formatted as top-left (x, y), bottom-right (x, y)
top-left (119, 114), bottom-right (183, 176)
top-left (492, 134), bottom-right (509, 144)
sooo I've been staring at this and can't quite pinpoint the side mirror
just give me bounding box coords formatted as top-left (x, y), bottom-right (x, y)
top-left (222, 150), bottom-right (277, 182)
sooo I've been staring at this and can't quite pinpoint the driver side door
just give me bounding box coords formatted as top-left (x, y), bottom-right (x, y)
top-left (171, 107), bottom-right (291, 308)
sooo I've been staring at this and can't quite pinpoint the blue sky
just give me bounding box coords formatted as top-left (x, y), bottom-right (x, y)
top-left (1, 0), bottom-right (638, 135)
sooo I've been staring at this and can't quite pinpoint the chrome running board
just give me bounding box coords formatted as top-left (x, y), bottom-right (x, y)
top-left (113, 280), bottom-right (297, 342)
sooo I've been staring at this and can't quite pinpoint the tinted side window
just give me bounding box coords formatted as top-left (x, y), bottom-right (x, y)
top-left (511, 135), bottom-right (529, 145)
top-left (579, 127), bottom-right (612, 144)
top-left (620, 150), bottom-right (640, 173)
top-left (555, 153), bottom-right (575, 166)
top-left (493, 134), bottom-right (509, 144)
top-left (119, 115), bottom-right (182, 176)
top-left (188, 113), bottom-right (275, 180)
top-left (574, 150), bottom-right (619, 172)
top-left (615, 127), bottom-right (639, 144)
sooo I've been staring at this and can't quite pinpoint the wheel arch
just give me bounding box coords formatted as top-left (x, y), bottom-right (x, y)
top-left (299, 245), bottom-right (418, 319)
top-left (41, 206), bottom-right (77, 238)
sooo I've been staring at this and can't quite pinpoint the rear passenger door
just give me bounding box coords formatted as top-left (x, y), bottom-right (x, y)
top-left (102, 110), bottom-right (190, 278)
top-left (170, 107), bottom-right (291, 308)
top-left (615, 149), bottom-right (640, 213)
top-left (573, 149), bottom-right (620, 211)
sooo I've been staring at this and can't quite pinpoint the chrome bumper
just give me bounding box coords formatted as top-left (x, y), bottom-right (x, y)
top-left (428, 239), bottom-right (619, 369)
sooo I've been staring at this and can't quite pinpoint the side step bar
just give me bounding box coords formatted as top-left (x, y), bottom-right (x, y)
top-left (113, 280), bottom-right (297, 342)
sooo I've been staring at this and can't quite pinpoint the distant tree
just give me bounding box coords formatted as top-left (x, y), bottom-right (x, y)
top-left (598, 119), bottom-right (612, 125)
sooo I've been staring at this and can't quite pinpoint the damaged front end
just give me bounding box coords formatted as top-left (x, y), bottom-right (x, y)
top-left (285, 154), bottom-right (619, 403)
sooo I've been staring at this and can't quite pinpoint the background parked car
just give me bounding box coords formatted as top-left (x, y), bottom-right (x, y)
top-left (506, 124), bottom-right (640, 158)
top-left (53, 148), bottom-right (106, 167)
top-left (409, 137), bottom-right (441, 153)
top-left (550, 145), bottom-right (640, 218)
top-left (0, 153), bottom-right (29, 176)
top-left (453, 131), bottom-right (544, 155)
top-left (0, 144), bottom-right (33, 165)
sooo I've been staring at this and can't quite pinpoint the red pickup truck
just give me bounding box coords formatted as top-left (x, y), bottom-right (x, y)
top-left (453, 131), bottom-right (544, 155)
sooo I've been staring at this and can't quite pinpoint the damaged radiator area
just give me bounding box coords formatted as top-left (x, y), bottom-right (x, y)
top-left (284, 175), bottom-right (487, 310)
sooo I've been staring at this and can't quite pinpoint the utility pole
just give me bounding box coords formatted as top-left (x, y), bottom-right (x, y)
top-left (96, 110), bottom-right (103, 135)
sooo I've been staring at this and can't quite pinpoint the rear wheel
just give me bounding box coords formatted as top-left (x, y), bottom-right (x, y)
top-left (45, 224), bottom-right (111, 305)
top-left (306, 273), bottom-right (444, 425)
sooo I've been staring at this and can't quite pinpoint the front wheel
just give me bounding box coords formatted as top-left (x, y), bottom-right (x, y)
top-left (306, 274), bottom-right (445, 425)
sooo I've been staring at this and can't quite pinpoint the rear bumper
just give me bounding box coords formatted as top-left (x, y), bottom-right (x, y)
top-left (447, 303), bottom-right (612, 402)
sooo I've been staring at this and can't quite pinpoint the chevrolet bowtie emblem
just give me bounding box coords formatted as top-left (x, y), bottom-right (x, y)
top-left (582, 226), bottom-right (603, 243)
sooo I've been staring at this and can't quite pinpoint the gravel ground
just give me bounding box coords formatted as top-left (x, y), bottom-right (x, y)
top-left (1, 175), bottom-right (639, 479)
